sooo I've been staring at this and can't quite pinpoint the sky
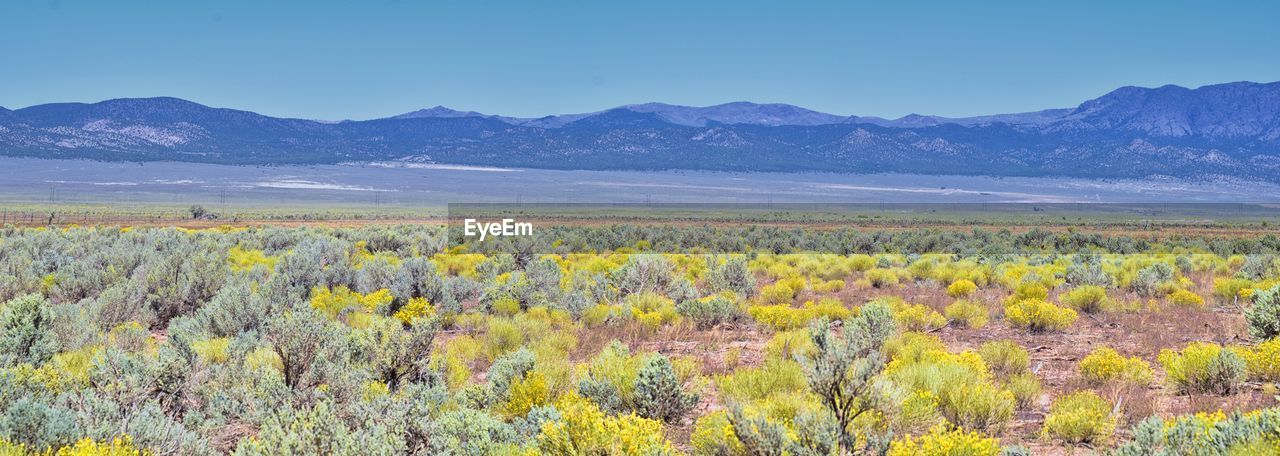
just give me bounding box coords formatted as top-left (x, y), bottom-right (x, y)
top-left (2, 0), bottom-right (1278, 121)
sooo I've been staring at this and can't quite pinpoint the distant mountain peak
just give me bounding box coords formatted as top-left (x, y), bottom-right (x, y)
top-left (3, 80), bottom-right (1278, 181)
top-left (619, 101), bottom-right (848, 127)
top-left (392, 105), bottom-right (488, 120)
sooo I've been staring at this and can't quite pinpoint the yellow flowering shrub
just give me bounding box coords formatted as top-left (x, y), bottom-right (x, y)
top-left (0, 436), bottom-right (146, 456)
top-left (812, 279), bottom-right (846, 293)
top-left (534, 393), bottom-right (674, 455)
top-left (943, 300), bottom-right (988, 329)
top-left (309, 286), bottom-right (394, 318)
top-left (976, 340), bottom-right (1029, 379)
top-left (865, 268), bottom-right (900, 288)
top-left (1168, 289), bottom-right (1206, 309)
top-left (1060, 285), bottom-right (1111, 313)
top-left (886, 425), bottom-right (1001, 456)
top-left (748, 299), bottom-right (853, 331)
top-left (191, 337), bottom-right (230, 364)
top-left (502, 371), bottom-right (551, 418)
top-left (1003, 299), bottom-right (1077, 333)
top-left (1233, 338), bottom-right (1280, 382)
top-left (690, 411), bottom-right (744, 456)
top-left (947, 279), bottom-right (978, 298)
top-left (763, 329), bottom-right (816, 360)
top-left (1079, 347), bottom-right (1154, 386)
top-left (1042, 390), bottom-right (1115, 445)
top-left (1214, 278), bottom-right (1253, 301)
top-left (759, 282), bottom-right (796, 305)
top-left (392, 297), bottom-right (433, 325)
top-left (1159, 342), bottom-right (1246, 394)
top-left (227, 246), bottom-right (279, 272)
top-left (893, 303), bottom-right (947, 332)
top-left (715, 358), bottom-right (807, 405)
top-left (245, 346), bottom-right (283, 373)
top-left (625, 292), bottom-right (679, 331)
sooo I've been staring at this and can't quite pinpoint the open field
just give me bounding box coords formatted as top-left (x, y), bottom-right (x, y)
top-left (1, 219), bottom-right (1279, 455)
top-left (5, 157), bottom-right (1280, 209)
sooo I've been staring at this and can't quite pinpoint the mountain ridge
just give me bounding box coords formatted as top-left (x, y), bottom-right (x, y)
top-left (2, 81), bottom-right (1278, 181)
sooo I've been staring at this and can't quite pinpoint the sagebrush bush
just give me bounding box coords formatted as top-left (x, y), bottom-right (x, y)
top-left (706, 256), bottom-right (756, 298)
top-left (633, 355), bottom-right (699, 423)
top-left (677, 295), bottom-right (745, 329)
top-left (0, 294), bottom-right (59, 367)
top-left (1159, 342), bottom-right (1247, 395)
top-left (798, 302), bottom-right (896, 452)
top-left (1042, 390), bottom-right (1115, 445)
top-left (1003, 299), bottom-right (1077, 333)
top-left (1246, 284), bottom-right (1280, 340)
top-left (943, 300), bottom-right (988, 329)
top-left (1110, 408), bottom-right (1280, 456)
top-left (1060, 285), bottom-right (1111, 313)
top-left (1133, 263), bottom-right (1175, 297)
top-left (1079, 347), bottom-right (1153, 386)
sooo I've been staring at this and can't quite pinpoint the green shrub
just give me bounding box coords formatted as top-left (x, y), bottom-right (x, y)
top-left (1110, 408), bottom-right (1280, 456)
top-left (706, 256), bottom-right (756, 298)
top-left (763, 329), bottom-right (816, 360)
top-left (0, 294), bottom-right (59, 367)
top-left (1060, 285), bottom-right (1111, 313)
top-left (1215, 277), bottom-right (1254, 302)
top-left (1003, 299), bottom-right (1077, 333)
top-left (759, 282), bottom-right (796, 305)
top-left (1246, 284), bottom-right (1280, 340)
top-left (1133, 263), bottom-right (1175, 297)
top-left (944, 300), bottom-right (988, 329)
top-left (1159, 342), bottom-right (1247, 395)
top-left (1079, 347), bottom-right (1154, 386)
top-left (1005, 372), bottom-right (1041, 410)
top-left (865, 269), bottom-right (899, 288)
top-left (978, 340), bottom-right (1030, 379)
top-left (677, 295), bottom-right (745, 329)
top-left (716, 358), bottom-right (807, 405)
top-left (633, 355), bottom-right (699, 423)
top-left (690, 411), bottom-right (744, 456)
top-left (1042, 390), bottom-right (1115, 445)
top-left (797, 302), bottom-right (896, 452)
top-left (939, 381), bottom-right (1016, 432)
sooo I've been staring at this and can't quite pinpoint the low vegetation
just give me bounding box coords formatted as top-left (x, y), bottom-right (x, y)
top-left (0, 223), bottom-right (1277, 454)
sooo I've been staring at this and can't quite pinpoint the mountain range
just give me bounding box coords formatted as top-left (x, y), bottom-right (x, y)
top-left (1, 81), bottom-right (1278, 180)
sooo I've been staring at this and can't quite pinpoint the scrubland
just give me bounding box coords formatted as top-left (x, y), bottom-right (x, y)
top-left (0, 224), bottom-right (1279, 455)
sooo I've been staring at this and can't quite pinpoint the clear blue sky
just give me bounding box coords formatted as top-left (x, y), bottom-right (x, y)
top-left (2, 0), bottom-right (1277, 120)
